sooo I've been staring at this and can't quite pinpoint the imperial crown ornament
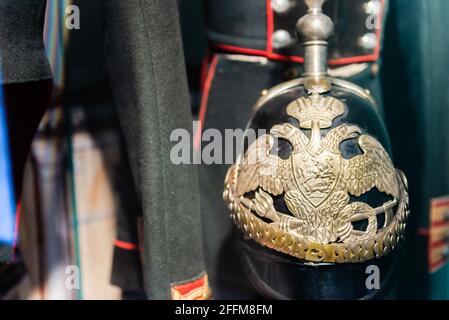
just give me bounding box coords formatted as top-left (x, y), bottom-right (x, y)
top-left (223, 0), bottom-right (409, 299)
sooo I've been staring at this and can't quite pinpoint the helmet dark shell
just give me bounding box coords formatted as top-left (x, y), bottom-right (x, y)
top-left (223, 77), bottom-right (409, 299)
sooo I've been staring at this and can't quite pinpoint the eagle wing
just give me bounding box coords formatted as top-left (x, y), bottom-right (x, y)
top-left (271, 123), bottom-right (309, 151)
top-left (237, 134), bottom-right (293, 196)
top-left (321, 124), bottom-right (361, 153)
top-left (340, 135), bottom-right (399, 198)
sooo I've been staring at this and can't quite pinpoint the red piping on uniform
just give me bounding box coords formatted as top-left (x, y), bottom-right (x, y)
top-left (329, 55), bottom-right (377, 65)
top-left (214, 44), bottom-right (269, 59)
top-left (215, 0), bottom-right (385, 66)
top-left (266, 0), bottom-right (274, 54)
top-left (214, 43), bottom-right (305, 63)
top-left (171, 274), bottom-right (208, 297)
top-left (194, 54), bottom-right (219, 150)
top-left (267, 51), bottom-right (304, 63)
top-left (214, 43), bottom-right (379, 66)
top-left (114, 239), bottom-right (139, 251)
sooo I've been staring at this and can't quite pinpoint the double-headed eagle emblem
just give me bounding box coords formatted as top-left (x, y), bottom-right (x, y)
top-left (235, 94), bottom-right (400, 245)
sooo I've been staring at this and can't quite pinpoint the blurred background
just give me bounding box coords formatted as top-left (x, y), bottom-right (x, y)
top-left (0, 0), bottom-right (449, 299)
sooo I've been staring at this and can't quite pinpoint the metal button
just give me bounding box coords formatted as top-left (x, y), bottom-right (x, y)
top-left (364, 0), bottom-right (381, 15)
top-left (272, 29), bottom-right (294, 49)
top-left (271, 0), bottom-right (292, 14)
top-left (358, 32), bottom-right (377, 51)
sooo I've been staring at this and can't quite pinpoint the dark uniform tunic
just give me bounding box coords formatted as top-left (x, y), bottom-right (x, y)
top-left (100, 0), bottom-right (207, 300)
top-left (0, 0), bottom-right (208, 300)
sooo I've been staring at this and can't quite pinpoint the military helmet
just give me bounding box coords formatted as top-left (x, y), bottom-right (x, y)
top-left (223, 0), bottom-right (409, 299)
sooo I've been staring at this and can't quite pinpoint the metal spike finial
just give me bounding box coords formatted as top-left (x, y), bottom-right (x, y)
top-left (297, 0), bottom-right (334, 92)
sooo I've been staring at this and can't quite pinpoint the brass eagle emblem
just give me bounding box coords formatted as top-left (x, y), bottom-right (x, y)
top-left (235, 94), bottom-right (400, 245)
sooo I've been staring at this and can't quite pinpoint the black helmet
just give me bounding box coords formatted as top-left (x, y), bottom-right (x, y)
top-left (223, 0), bottom-right (409, 300)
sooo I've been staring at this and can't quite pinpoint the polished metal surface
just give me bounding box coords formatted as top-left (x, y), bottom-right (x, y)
top-left (224, 93), bottom-right (409, 263)
top-left (252, 77), bottom-right (379, 114)
top-left (272, 29), bottom-right (295, 49)
top-left (224, 166), bottom-right (409, 263)
top-left (223, 0), bottom-right (410, 264)
top-left (271, 0), bottom-right (293, 14)
top-left (359, 32), bottom-right (378, 51)
top-left (296, 0), bottom-right (333, 80)
top-left (364, 0), bottom-right (382, 15)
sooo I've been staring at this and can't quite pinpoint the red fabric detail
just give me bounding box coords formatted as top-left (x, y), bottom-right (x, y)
top-left (328, 55), bottom-right (377, 65)
top-left (171, 274), bottom-right (211, 300)
top-left (194, 54), bottom-right (219, 150)
top-left (214, 43), bottom-right (380, 66)
top-left (432, 220), bottom-right (449, 228)
top-left (431, 239), bottom-right (449, 249)
top-left (172, 276), bottom-right (206, 296)
top-left (215, 0), bottom-right (386, 66)
top-left (433, 199), bottom-right (449, 208)
top-left (114, 239), bottom-right (139, 251)
top-left (214, 43), bottom-right (305, 63)
top-left (266, 0), bottom-right (274, 54)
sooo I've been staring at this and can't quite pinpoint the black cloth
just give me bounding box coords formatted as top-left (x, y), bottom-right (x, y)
top-left (3, 80), bottom-right (52, 199)
top-left (0, 0), bottom-right (52, 84)
top-left (101, 0), bottom-right (206, 299)
top-left (63, 0), bottom-right (145, 293)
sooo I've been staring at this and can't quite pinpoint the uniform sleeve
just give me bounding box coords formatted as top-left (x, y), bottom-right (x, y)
top-left (100, 0), bottom-right (209, 300)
